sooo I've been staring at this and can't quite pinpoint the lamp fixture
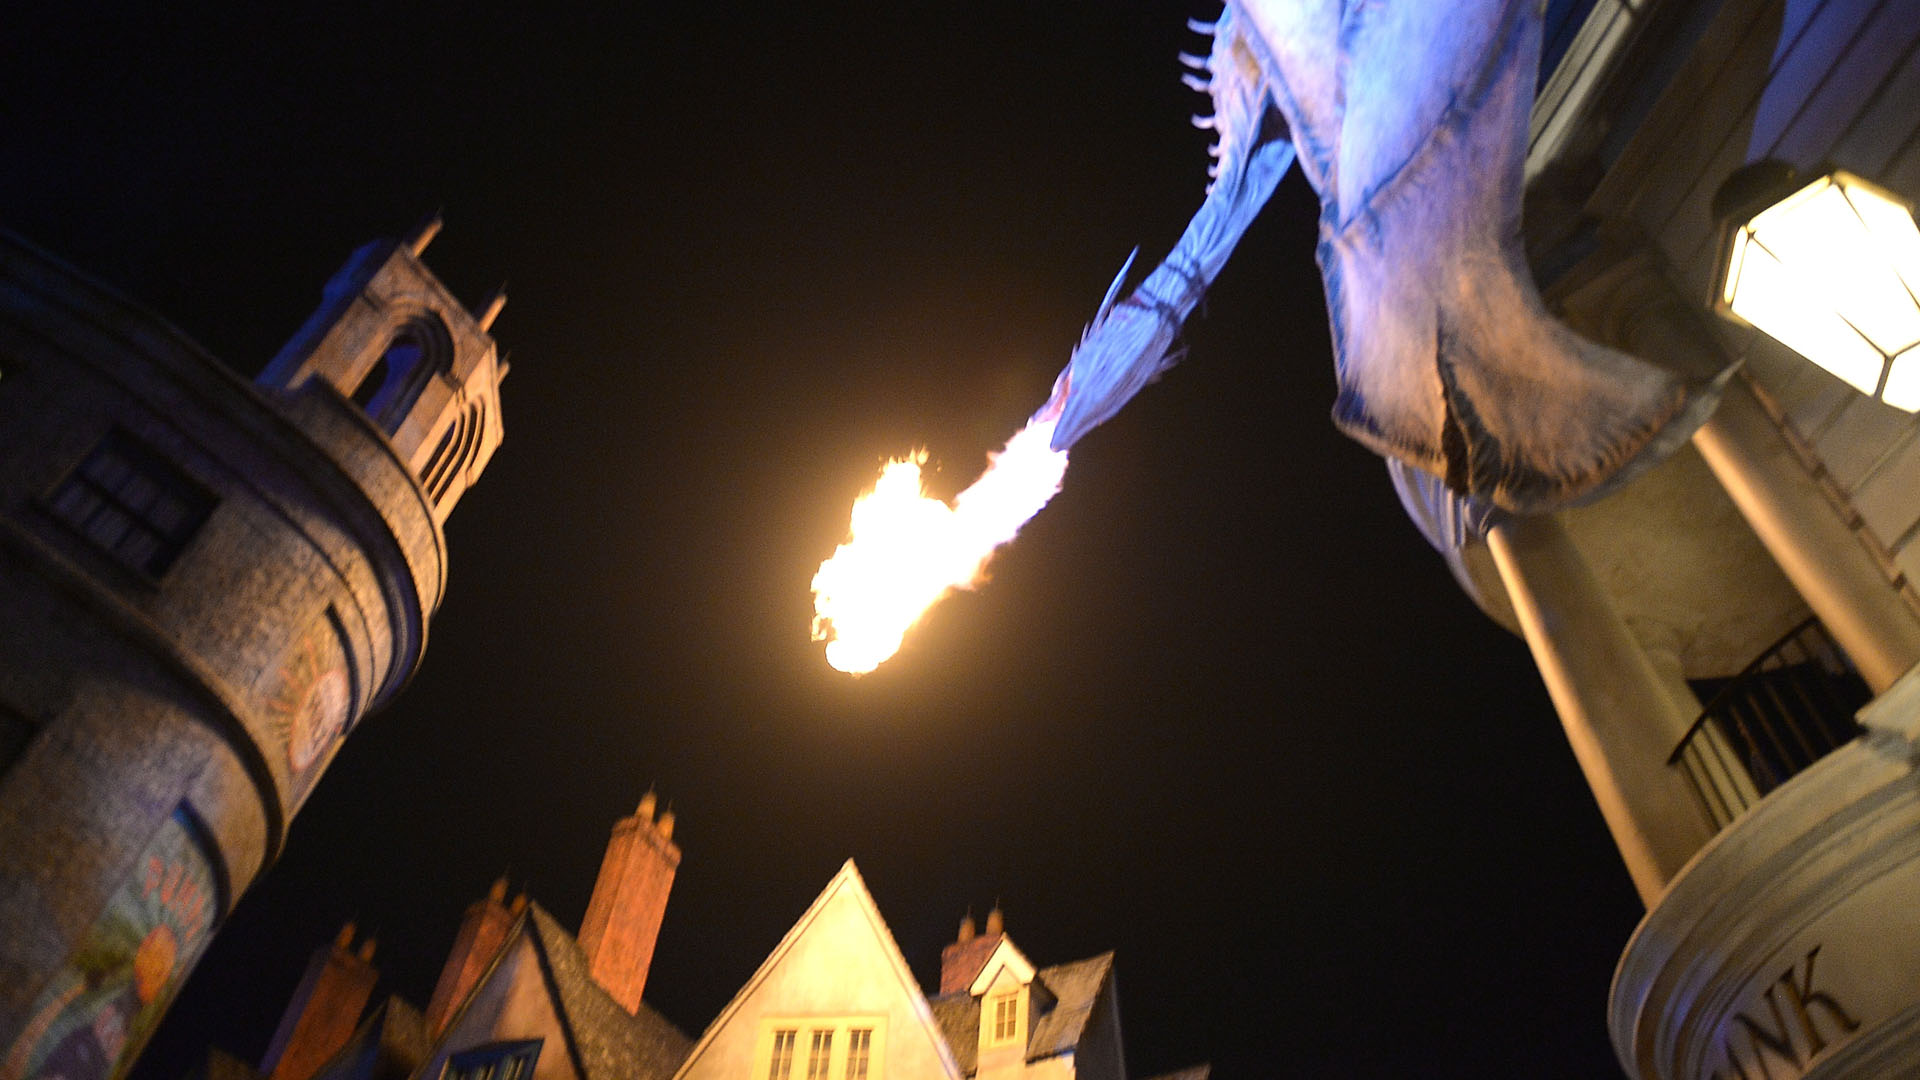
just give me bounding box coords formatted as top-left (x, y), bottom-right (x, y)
top-left (1712, 162), bottom-right (1920, 410)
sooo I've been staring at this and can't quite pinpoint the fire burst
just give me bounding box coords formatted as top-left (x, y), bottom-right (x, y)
top-left (811, 418), bottom-right (1069, 674)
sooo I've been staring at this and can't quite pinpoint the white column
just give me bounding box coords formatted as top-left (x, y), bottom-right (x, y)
top-left (1488, 514), bottom-right (1714, 906)
top-left (1691, 379), bottom-right (1920, 694)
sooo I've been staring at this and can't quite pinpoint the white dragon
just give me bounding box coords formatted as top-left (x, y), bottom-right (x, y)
top-left (1036, 0), bottom-right (1724, 515)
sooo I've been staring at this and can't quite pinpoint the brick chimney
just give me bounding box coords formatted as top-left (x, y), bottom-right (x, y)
top-left (260, 923), bottom-right (380, 1080)
top-left (939, 907), bottom-right (1005, 994)
top-left (578, 792), bottom-right (681, 1014)
top-left (424, 877), bottom-right (520, 1034)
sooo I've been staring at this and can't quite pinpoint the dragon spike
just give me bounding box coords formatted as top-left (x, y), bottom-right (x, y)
top-left (1207, 162), bottom-right (1221, 178)
top-left (1181, 72), bottom-right (1211, 93)
top-left (1177, 51), bottom-right (1208, 70)
top-left (1187, 17), bottom-right (1217, 35)
top-left (1081, 247), bottom-right (1141, 343)
top-left (1208, 141), bottom-right (1223, 158)
top-left (1191, 113), bottom-right (1216, 130)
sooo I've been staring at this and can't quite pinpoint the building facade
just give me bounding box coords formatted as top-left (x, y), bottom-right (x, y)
top-left (194, 800), bottom-right (1202, 1080)
top-left (1386, 0), bottom-right (1920, 1076)
top-left (0, 221), bottom-right (506, 1080)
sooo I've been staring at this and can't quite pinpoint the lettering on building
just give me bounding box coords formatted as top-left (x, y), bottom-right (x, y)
top-left (1702, 946), bottom-right (1861, 1080)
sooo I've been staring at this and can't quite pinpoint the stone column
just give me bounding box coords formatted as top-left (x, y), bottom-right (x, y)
top-left (1692, 379), bottom-right (1920, 694)
top-left (1488, 514), bottom-right (1715, 906)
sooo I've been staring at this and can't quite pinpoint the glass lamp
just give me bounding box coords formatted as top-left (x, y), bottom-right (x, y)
top-left (1713, 164), bottom-right (1920, 410)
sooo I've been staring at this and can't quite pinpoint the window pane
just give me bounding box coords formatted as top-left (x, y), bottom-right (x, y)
top-left (807, 1030), bottom-right (832, 1080)
top-left (47, 431), bottom-right (214, 578)
top-left (769, 1029), bottom-right (796, 1080)
top-left (993, 994), bottom-right (1018, 1042)
top-left (846, 1029), bottom-right (871, 1080)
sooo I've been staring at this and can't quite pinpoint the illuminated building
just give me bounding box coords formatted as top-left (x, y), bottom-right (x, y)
top-left (1394, 0), bottom-right (1920, 1075)
top-left (0, 220), bottom-right (506, 1080)
top-left (184, 800), bottom-right (1202, 1080)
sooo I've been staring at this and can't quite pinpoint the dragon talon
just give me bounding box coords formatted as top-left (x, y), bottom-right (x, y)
top-left (1191, 114), bottom-right (1216, 130)
top-left (1177, 51), bottom-right (1207, 70)
top-left (1187, 18), bottom-right (1217, 34)
top-left (1181, 73), bottom-right (1211, 92)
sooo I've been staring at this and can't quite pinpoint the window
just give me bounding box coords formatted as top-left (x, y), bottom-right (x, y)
top-left (443, 1040), bottom-right (542, 1080)
top-left (768, 1029), bottom-right (796, 1080)
top-left (845, 1028), bottom-right (872, 1080)
top-left (351, 315), bottom-right (451, 433)
top-left (46, 429), bottom-right (214, 578)
top-left (760, 1019), bottom-right (882, 1080)
top-left (805, 1030), bottom-right (833, 1080)
top-left (991, 992), bottom-right (1018, 1044)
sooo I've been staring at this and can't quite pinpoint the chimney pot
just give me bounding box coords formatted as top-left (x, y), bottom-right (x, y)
top-left (985, 906), bottom-right (1004, 936)
top-left (656, 809), bottom-right (675, 840)
top-left (637, 791), bottom-right (657, 820)
top-left (957, 914), bottom-right (977, 944)
top-left (357, 938), bottom-right (376, 963)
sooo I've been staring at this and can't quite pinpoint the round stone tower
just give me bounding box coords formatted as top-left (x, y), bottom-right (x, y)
top-left (0, 219), bottom-right (504, 1080)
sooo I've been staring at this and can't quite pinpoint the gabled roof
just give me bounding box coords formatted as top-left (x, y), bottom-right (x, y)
top-left (417, 902), bottom-right (692, 1080)
top-left (928, 996), bottom-right (982, 1075)
top-left (672, 860), bottom-right (963, 1080)
top-left (522, 903), bottom-right (694, 1080)
top-left (311, 997), bottom-right (429, 1080)
top-left (928, 951), bottom-right (1116, 1076)
top-left (966, 937), bottom-right (1037, 996)
top-left (1026, 953), bottom-right (1113, 1061)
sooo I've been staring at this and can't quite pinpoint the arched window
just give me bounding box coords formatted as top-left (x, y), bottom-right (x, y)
top-left (348, 315), bottom-right (451, 433)
top-left (430, 401), bottom-right (486, 502)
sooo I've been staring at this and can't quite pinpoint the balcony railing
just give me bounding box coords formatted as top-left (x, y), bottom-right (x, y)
top-left (1669, 617), bottom-right (1871, 831)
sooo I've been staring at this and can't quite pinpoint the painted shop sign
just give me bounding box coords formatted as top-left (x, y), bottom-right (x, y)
top-left (265, 610), bottom-right (356, 809)
top-left (2, 808), bottom-right (218, 1080)
top-left (1701, 946), bottom-right (1861, 1080)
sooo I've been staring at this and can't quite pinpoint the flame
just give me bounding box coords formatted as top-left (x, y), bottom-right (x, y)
top-left (811, 418), bottom-right (1069, 674)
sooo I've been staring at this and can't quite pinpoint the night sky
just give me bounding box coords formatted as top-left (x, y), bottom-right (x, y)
top-left (5, 3), bottom-right (1642, 1076)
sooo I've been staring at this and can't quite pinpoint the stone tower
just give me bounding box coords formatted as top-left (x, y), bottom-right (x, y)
top-left (0, 219), bottom-right (505, 1080)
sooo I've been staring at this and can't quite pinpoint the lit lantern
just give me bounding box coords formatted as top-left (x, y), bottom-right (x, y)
top-left (1713, 164), bottom-right (1920, 410)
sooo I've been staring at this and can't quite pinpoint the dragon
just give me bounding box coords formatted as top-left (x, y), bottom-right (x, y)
top-left (1036, 0), bottom-right (1725, 514)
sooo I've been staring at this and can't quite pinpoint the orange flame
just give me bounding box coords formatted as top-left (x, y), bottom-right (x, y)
top-left (811, 418), bottom-right (1069, 674)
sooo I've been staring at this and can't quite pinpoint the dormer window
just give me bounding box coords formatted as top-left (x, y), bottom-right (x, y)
top-left (990, 991), bottom-right (1019, 1044)
top-left (442, 1039), bottom-right (542, 1080)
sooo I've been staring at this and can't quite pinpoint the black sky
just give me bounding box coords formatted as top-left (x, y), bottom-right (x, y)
top-left (4, 3), bottom-right (1643, 1076)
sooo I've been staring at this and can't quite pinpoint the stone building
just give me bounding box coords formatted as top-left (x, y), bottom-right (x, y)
top-left (1374, 0), bottom-right (1920, 1076)
top-left (190, 799), bottom-right (1203, 1080)
top-left (0, 220), bottom-right (506, 1080)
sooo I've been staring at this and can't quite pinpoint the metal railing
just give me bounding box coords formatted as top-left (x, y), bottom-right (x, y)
top-left (1668, 617), bottom-right (1871, 831)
